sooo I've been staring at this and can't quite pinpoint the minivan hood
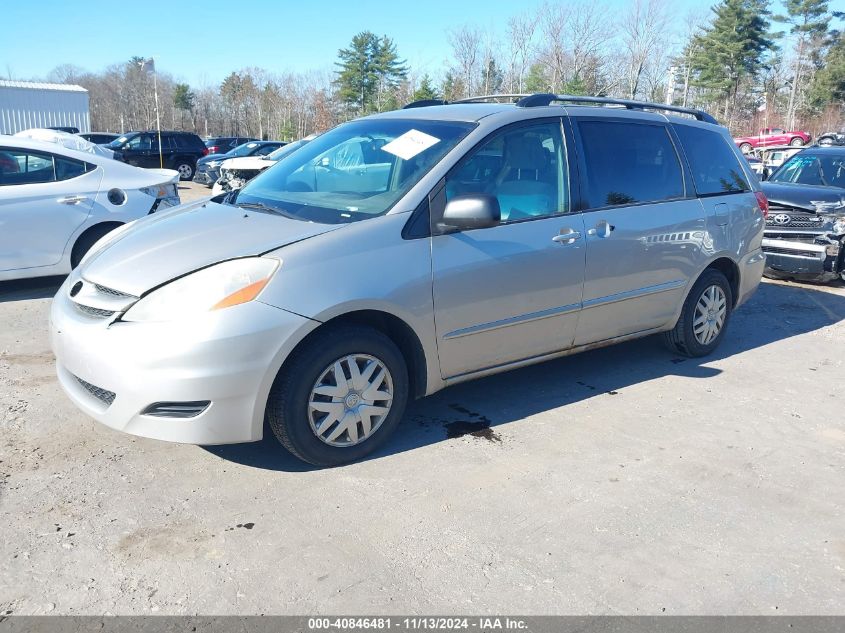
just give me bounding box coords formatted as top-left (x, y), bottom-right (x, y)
top-left (81, 200), bottom-right (339, 296)
top-left (762, 182), bottom-right (845, 212)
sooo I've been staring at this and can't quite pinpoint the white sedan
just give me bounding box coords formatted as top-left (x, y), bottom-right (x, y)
top-left (0, 136), bottom-right (181, 282)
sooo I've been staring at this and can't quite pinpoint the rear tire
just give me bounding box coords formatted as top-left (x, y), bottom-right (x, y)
top-left (172, 158), bottom-right (195, 180)
top-left (266, 325), bottom-right (409, 467)
top-left (789, 137), bottom-right (804, 147)
top-left (70, 224), bottom-right (121, 269)
top-left (664, 269), bottom-right (733, 357)
top-left (739, 143), bottom-right (753, 154)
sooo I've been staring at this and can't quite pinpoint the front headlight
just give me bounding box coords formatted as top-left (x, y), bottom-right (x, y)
top-left (122, 257), bottom-right (279, 322)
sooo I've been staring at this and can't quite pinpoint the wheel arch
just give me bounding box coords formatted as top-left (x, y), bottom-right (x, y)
top-left (703, 256), bottom-right (740, 307)
top-left (69, 221), bottom-right (124, 267)
top-left (293, 310), bottom-right (429, 400)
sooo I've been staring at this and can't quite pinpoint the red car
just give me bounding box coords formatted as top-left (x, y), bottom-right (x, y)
top-left (734, 127), bottom-right (811, 153)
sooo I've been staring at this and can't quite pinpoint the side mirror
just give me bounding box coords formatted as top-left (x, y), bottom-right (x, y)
top-left (437, 194), bottom-right (501, 233)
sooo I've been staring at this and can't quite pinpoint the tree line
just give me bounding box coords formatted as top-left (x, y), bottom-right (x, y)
top-left (39, 0), bottom-right (845, 139)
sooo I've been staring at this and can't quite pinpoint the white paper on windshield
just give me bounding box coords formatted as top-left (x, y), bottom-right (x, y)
top-left (380, 129), bottom-right (440, 160)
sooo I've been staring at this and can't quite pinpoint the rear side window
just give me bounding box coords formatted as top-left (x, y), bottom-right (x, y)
top-left (0, 150), bottom-right (90, 185)
top-left (577, 121), bottom-right (684, 208)
top-left (674, 124), bottom-right (750, 195)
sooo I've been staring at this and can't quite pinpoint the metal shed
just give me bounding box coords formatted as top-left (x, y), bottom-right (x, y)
top-left (0, 80), bottom-right (90, 135)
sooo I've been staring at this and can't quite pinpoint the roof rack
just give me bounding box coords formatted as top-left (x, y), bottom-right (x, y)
top-left (515, 93), bottom-right (718, 124)
top-left (401, 92), bottom-right (718, 124)
top-left (453, 94), bottom-right (531, 104)
top-left (402, 99), bottom-right (449, 109)
top-left (402, 94), bottom-right (529, 109)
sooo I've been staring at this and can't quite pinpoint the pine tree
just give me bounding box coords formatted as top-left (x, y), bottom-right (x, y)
top-left (335, 32), bottom-right (406, 115)
top-left (479, 58), bottom-right (504, 95)
top-left (524, 63), bottom-right (550, 93)
top-left (412, 74), bottom-right (440, 101)
top-left (691, 0), bottom-right (773, 125)
top-left (173, 83), bottom-right (194, 129)
top-left (809, 29), bottom-right (845, 107)
top-left (441, 71), bottom-right (465, 101)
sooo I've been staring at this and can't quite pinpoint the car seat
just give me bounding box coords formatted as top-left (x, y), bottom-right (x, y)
top-left (495, 134), bottom-right (556, 221)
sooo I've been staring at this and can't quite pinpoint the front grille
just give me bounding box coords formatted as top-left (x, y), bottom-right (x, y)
top-left (93, 284), bottom-right (133, 299)
top-left (68, 279), bottom-right (137, 319)
top-left (74, 304), bottom-right (115, 318)
top-left (764, 232), bottom-right (823, 241)
top-left (74, 375), bottom-right (116, 406)
top-left (766, 213), bottom-right (824, 228)
top-left (763, 246), bottom-right (822, 258)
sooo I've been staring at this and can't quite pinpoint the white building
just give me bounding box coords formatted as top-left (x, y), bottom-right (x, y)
top-left (0, 80), bottom-right (90, 135)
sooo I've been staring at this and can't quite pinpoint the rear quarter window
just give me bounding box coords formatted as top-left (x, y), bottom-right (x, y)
top-left (577, 120), bottom-right (684, 208)
top-left (674, 124), bottom-right (750, 195)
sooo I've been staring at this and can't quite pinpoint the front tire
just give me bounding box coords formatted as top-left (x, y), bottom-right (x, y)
top-left (818, 137), bottom-right (834, 147)
top-left (266, 325), bottom-right (409, 466)
top-left (664, 269), bottom-right (733, 357)
top-left (789, 137), bottom-right (804, 147)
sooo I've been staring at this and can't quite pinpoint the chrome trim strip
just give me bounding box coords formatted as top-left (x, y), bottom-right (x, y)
top-left (443, 301), bottom-right (582, 340)
top-left (444, 325), bottom-right (666, 383)
top-left (582, 279), bottom-right (686, 310)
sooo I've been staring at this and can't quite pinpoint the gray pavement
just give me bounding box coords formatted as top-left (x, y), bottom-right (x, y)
top-left (1, 263), bottom-right (843, 614)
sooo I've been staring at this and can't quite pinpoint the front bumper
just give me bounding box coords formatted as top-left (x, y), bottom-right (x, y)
top-left (50, 276), bottom-right (315, 444)
top-left (762, 236), bottom-right (841, 282)
top-left (193, 166), bottom-right (220, 186)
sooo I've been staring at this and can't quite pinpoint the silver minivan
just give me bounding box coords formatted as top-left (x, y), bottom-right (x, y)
top-left (50, 94), bottom-right (767, 466)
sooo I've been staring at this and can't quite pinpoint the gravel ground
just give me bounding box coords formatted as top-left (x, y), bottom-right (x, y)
top-left (0, 255), bottom-right (843, 614)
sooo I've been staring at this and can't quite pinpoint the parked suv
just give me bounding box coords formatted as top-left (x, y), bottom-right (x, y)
top-left (51, 94), bottom-right (766, 466)
top-left (204, 136), bottom-right (258, 156)
top-left (107, 131), bottom-right (206, 180)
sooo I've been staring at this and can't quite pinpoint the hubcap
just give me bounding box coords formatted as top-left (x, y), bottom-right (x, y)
top-left (693, 285), bottom-right (727, 345)
top-left (308, 354), bottom-right (394, 447)
top-left (178, 164), bottom-right (192, 178)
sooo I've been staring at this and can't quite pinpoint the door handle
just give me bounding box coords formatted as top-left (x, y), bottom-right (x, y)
top-left (552, 229), bottom-right (581, 245)
top-left (58, 195), bottom-right (88, 205)
top-left (587, 220), bottom-right (615, 238)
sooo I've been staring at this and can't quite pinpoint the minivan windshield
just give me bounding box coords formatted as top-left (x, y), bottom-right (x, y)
top-left (234, 119), bottom-right (475, 223)
top-left (768, 151), bottom-right (845, 188)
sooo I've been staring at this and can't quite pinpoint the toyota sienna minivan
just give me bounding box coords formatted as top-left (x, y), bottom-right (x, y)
top-left (50, 94), bottom-right (767, 466)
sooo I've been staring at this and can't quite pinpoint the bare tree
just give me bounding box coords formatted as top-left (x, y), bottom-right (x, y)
top-left (506, 11), bottom-right (538, 92)
top-left (448, 25), bottom-right (483, 98)
top-left (621, 0), bottom-right (672, 99)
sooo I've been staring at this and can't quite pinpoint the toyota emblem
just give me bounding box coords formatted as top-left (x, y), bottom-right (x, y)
top-left (69, 281), bottom-right (83, 297)
top-left (772, 214), bottom-right (791, 225)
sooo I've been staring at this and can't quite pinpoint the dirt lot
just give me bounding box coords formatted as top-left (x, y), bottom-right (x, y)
top-left (1, 242), bottom-right (843, 613)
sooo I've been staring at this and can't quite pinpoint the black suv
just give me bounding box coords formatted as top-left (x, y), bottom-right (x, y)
top-left (107, 131), bottom-right (207, 180)
top-left (204, 136), bottom-right (258, 155)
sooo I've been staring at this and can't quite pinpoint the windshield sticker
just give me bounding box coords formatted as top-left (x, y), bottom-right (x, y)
top-left (380, 129), bottom-right (440, 160)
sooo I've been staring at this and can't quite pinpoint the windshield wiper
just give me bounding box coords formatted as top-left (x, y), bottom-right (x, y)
top-left (237, 201), bottom-right (297, 219)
